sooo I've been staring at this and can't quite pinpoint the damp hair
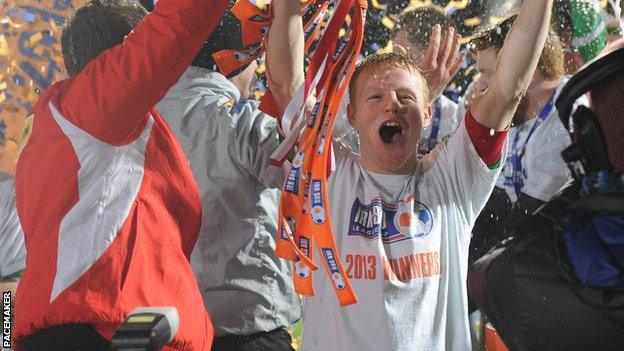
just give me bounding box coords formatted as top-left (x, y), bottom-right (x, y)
top-left (470, 14), bottom-right (565, 81)
top-left (348, 52), bottom-right (429, 106)
top-left (61, 0), bottom-right (147, 76)
top-left (392, 5), bottom-right (454, 48)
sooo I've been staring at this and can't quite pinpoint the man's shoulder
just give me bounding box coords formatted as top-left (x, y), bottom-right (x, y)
top-left (166, 66), bottom-right (240, 102)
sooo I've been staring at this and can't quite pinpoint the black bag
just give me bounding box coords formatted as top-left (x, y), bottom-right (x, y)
top-left (468, 209), bottom-right (624, 351)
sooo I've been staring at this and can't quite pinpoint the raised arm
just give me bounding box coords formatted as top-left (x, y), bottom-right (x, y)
top-left (57, 0), bottom-right (228, 145)
top-left (265, 0), bottom-right (305, 112)
top-left (471, 0), bottom-right (554, 130)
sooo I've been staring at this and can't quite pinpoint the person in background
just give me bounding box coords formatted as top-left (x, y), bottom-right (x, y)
top-left (467, 16), bottom-right (583, 297)
top-left (392, 5), bottom-right (464, 154)
top-left (13, 0), bottom-right (228, 349)
top-left (469, 39), bottom-right (624, 351)
top-left (552, 0), bottom-right (608, 73)
top-left (154, 0), bottom-right (304, 349)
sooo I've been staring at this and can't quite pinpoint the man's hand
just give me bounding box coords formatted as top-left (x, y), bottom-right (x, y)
top-left (405, 25), bottom-right (466, 103)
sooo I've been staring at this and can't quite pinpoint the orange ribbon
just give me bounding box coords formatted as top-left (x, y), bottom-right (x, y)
top-left (219, 0), bottom-right (369, 306)
top-left (275, 0), bottom-right (367, 306)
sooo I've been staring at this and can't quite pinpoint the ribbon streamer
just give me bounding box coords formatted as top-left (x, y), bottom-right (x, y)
top-left (271, 0), bottom-right (368, 306)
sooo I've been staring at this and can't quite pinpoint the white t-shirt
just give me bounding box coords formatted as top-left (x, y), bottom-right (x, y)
top-left (419, 95), bottom-right (460, 153)
top-left (301, 118), bottom-right (503, 351)
top-left (495, 80), bottom-right (585, 202)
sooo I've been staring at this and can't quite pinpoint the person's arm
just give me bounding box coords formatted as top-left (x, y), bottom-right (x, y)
top-left (471, 0), bottom-right (554, 130)
top-left (265, 0), bottom-right (305, 112)
top-left (56, 0), bottom-right (229, 145)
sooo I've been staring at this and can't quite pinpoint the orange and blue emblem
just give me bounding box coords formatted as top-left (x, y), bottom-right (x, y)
top-left (348, 197), bottom-right (433, 243)
top-left (310, 179), bottom-right (326, 224)
top-left (321, 248), bottom-right (346, 290)
top-left (285, 151), bottom-right (304, 195)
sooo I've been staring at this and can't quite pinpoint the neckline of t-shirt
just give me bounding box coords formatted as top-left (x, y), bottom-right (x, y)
top-left (366, 170), bottom-right (413, 186)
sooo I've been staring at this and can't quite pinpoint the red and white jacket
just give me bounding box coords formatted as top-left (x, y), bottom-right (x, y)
top-left (13, 0), bottom-right (228, 349)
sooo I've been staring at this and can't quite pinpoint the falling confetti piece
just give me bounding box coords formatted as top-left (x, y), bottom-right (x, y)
top-left (29, 32), bottom-right (44, 45)
top-left (464, 17), bottom-right (482, 27)
top-left (381, 16), bottom-right (395, 30)
top-left (371, 0), bottom-right (387, 10)
top-left (444, 0), bottom-right (469, 12)
top-left (256, 62), bottom-right (266, 75)
top-left (0, 0), bottom-right (80, 174)
top-left (0, 35), bottom-right (10, 56)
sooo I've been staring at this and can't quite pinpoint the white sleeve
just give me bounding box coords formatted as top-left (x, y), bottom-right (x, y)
top-left (522, 120), bottom-right (572, 201)
top-left (0, 176), bottom-right (26, 280)
top-left (229, 100), bottom-right (285, 189)
top-left (423, 118), bottom-right (505, 225)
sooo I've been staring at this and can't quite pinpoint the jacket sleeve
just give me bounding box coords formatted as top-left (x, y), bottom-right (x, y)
top-left (55, 0), bottom-right (228, 145)
top-left (229, 100), bottom-right (285, 189)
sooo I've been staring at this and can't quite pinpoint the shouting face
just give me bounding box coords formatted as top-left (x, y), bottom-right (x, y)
top-left (347, 66), bottom-right (431, 174)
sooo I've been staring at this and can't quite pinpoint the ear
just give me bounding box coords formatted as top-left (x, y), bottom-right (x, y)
top-left (347, 102), bottom-right (357, 128)
top-left (422, 103), bottom-right (433, 128)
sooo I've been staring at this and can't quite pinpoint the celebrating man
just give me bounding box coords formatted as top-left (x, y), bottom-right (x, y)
top-left (300, 0), bottom-right (554, 349)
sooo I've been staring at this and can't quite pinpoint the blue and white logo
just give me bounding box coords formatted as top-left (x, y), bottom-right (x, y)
top-left (348, 196), bottom-right (433, 244)
top-left (307, 100), bottom-right (321, 128)
top-left (295, 236), bottom-right (311, 278)
top-left (310, 179), bottom-right (326, 224)
top-left (333, 37), bottom-right (348, 62)
top-left (302, 172), bottom-right (311, 214)
top-left (322, 248), bottom-right (345, 290)
top-left (285, 152), bottom-right (304, 195)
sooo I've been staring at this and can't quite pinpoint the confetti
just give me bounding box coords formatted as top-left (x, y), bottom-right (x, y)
top-left (381, 15), bottom-right (395, 30)
top-left (3, 0), bottom-right (608, 179)
top-left (464, 17), bottom-right (482, 27)
top-left (0, 0), bottom-right (81, 174)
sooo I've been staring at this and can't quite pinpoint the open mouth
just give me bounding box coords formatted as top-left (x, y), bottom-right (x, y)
top-left (379, 121), bottom-right (404, 144)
